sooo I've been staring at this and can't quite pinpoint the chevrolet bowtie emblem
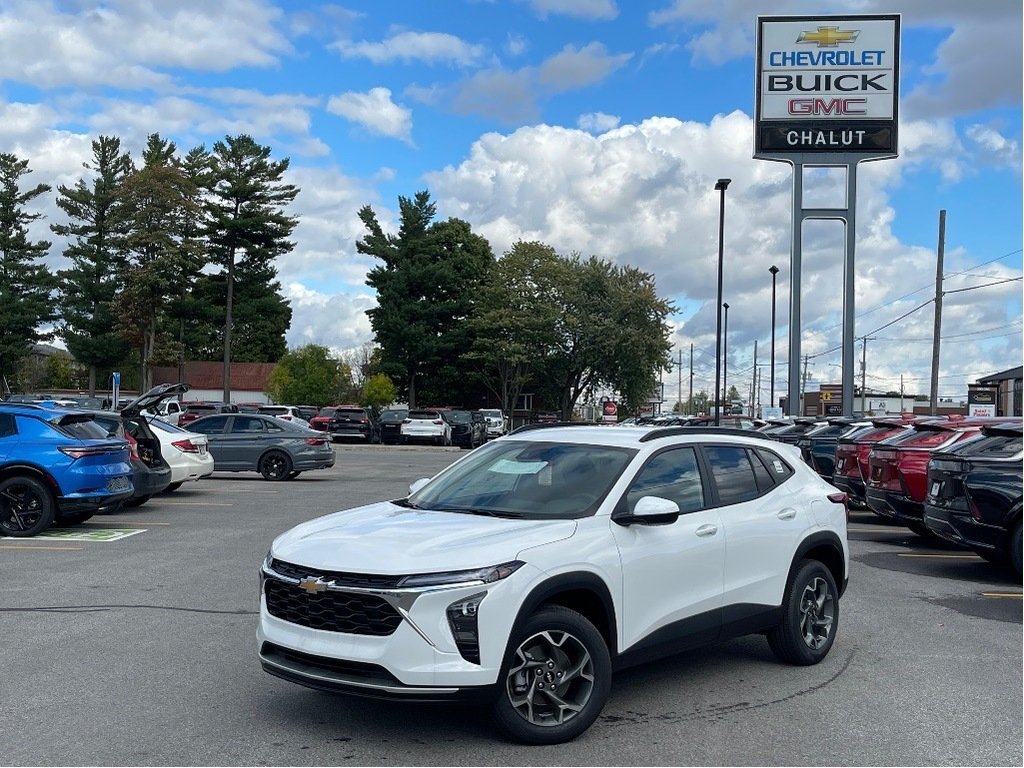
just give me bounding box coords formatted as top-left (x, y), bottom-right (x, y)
top-left (796, 27), bottom-right (860, 47)
top-left (298, 576), bottom-right (330, 594)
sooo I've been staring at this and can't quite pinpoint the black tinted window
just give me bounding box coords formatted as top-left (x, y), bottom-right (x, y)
top-left (625, 447), bottom-right (705, 514)
top-left (704, 446), bottom-right (759, 505)
top-left (60, 415), bottom-right (115, 439)
top-left (749, 449), bottom-right (776, 492)
top-left (379, 411), bottom-right (408, 423)
top-left (0, 413), bottom-right (16, 438)
top-left (231, 416), bottom-right (265, 433)
top-left (189, 416), bottom-right (228, 434)
top-left (961, 434), bottom-right (1023, 458)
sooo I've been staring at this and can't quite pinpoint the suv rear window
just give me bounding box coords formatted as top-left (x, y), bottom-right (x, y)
top-left (408, 410), bottom-right (441, 420)
top-left (379, 410), bottom-right (408, 423)
top-left (55, 415), bottom-right (111, 439)
top-left (958, 433), bottom-right (1023, 458)
top-left (337, 409), bottom-right (367, 418)
top-left (259, 407), bottom-right (286, 415)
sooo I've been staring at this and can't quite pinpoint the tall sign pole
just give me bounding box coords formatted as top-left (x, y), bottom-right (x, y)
top-left (754, 14), bottom-right (900, 417)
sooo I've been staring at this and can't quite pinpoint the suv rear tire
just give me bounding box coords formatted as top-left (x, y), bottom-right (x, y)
top-left (767, 559), bottom-right (839, 666)
top-left (259, 451), bottom-right (292, 481)
top-left (492, 605), bottom-right (611, 745)
top-left (0, 475), bottom-right (56, 537)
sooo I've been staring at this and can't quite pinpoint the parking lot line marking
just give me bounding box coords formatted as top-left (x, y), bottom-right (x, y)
top-left (981, 592), bottom-right (1023, 599)
top-left (82, 520), bottom-right (170, 526)
top-left (156, 501), bottom-right (233, 506)
top-left (896, 553), bottom-right (981, 559)
top-left (0, 544), bottom-right (83, 551)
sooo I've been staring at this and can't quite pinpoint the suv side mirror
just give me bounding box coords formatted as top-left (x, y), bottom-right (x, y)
top-left (615, 496), bottom-right (680, 526)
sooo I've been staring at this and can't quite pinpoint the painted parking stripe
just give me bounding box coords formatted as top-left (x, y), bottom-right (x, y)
top-left (896, 553), bottom-right (981, 559)
top-left (154, 501), bottom-right (233, 507)
top-left (2, 528), bottom-right (145, 542)
top-left (981, 592), bottom-right (1023, 599)
top-left (0, 544), bottom-right (83, 551)
top-left (82, 520), bottom-right (169, 526)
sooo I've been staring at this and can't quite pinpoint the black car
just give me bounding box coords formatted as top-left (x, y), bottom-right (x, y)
top-left (310, 406), bottom-right (378, 442)
top-left (446, 409), bottom-right (487, 449)
top-left (765, 417), bottom-right (826, 445)
top-left (377, 408), bottom-right (408, 445)
top-left (923, 422), bottom-right (1022, 575)
top-left (796, 418), bottom-right (871, 480)
top-left (80, 383), bottom-right (189, 508)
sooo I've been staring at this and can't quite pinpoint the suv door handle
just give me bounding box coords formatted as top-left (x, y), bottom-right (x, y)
top-left (777, 509), bottom-right (796, 520)
top-left (695, 524), bottom-right (718, 537)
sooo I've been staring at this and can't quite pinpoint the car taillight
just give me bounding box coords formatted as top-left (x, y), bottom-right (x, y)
top-left (171, 438), bottom-right (201, 453)
top-left (125, 433), bottom-right (140, 460)
top-left (58, 445), bottom-right (121, 459)
top-left (305, 437), bottom-right (328, 446)
top-left (434, 419), bottom-right (443, 425)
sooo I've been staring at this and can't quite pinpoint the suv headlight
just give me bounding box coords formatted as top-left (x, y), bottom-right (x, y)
top-left (397, 560), bottom-right (525, 588)
top-left (447, 592), bottom-right (487, 664)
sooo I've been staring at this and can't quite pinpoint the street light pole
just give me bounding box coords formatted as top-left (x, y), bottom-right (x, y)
top-left (723, 301), bottom-right (730, 414)
top-left (713, 178), bottom-right (731, 426)
top-left (769, 264), bottom-right (779, 410)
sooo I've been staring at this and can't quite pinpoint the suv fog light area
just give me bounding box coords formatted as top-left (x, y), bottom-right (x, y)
top-left (447, 592), bottom-right (487, 664)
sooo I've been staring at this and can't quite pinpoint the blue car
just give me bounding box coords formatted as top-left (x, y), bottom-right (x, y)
top-left (0, 402), bottom-right (134, 536)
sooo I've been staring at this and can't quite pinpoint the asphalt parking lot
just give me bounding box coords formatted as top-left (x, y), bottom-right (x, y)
top-left (1, 444), bottom-right (1021, 766)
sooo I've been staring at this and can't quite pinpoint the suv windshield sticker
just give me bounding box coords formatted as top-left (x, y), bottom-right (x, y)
top-left (489, 459), bottom-right (548, 475)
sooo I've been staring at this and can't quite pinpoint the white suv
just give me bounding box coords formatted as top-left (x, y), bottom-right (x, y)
top-left (479, 408), bottom-right (508, 438)
top-left (258, 425), bottom-right (849, 744)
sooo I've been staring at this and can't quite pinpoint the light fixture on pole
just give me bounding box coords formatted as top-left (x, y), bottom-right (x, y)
top-left (769, 264), bottom-right (779, 410)
top-left (713, 178), bottom-right (731, 426)
top-left (723, 301), bottom-right (730, 413)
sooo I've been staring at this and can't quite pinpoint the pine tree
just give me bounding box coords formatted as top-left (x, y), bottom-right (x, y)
top-left (0, 154), bottom-right (56, 390)
top-left (51, 136), bottom-right (133, 395)
top-left (206, 135), bottom-right (298, 400)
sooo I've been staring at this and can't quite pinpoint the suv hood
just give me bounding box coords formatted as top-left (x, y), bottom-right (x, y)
top-left (122, 383), bottom-right (190, 418)
top-left (272, 500), bottom-right (577, 574)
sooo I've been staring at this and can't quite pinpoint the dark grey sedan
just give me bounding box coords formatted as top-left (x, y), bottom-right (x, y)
top-left (185, 414), bottom-right (335, 480)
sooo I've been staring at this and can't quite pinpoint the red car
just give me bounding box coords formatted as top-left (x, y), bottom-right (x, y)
top-left (866, 417), bottom-right (1015, 535)
top-left (832, 415), bottom-right (921, 507)
top-left (178, 402), bottom-right (239, 427)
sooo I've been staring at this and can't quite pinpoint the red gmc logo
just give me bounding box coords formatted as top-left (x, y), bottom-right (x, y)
top-left (788, 98), bottom-right (867, 115)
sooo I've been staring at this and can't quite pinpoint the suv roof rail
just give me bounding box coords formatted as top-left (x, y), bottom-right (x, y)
top-left (639, 426), bottom-right (777, 443)
top-left (509, 421), bottom-right (589, 435)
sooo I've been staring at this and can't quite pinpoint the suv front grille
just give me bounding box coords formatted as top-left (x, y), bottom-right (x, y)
top-left (270, 558), bottom-right (403, 588)
top-left (264, 580), bottom-right (402, 635)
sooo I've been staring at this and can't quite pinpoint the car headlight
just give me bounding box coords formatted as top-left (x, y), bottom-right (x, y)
top-left (397, 560), bottom-right (525, 588)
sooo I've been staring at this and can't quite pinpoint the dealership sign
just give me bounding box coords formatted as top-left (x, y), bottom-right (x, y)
top-left (755, 14), bottom-right (900, 156)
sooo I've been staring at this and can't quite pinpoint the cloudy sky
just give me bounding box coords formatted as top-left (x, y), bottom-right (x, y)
top-left (2, 0), bottom-right (1021, 405)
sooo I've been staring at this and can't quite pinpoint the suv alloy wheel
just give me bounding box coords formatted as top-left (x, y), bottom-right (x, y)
top-left (767, 559), bottom-right (839, 665)
top-left (492, 606), bottom-right (612, 745)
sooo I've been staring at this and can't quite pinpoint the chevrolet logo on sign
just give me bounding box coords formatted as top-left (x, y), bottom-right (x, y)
top-left (796, 27), bottom-right (859, 47)
top-left (298, 577), bottom-right (331, 594)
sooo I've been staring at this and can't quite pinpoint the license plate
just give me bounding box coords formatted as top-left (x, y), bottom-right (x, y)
top-left (198, 444), bottom-right (207, 455)
top-left (107, 476), bottom-right (131, 493)
top-left (930, 481), bottom-right (940, 498)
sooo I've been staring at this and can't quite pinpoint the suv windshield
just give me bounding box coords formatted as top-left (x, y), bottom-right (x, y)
top-left (409, 440), bottom-right (637, 519)
top-left (446, 410), bottom-right (472, 424)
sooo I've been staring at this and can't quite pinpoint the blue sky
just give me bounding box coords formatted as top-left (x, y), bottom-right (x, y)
top-left (1, 0), bottom-right (1020, 403)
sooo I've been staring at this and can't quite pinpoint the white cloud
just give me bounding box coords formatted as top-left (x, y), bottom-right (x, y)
top-left (425, 112), bottom-right (1018, 394)
top-left (577, 112), bottom-right (621, 132)
top-left (330, 31), bottom-right (485, 67)
top-left (966, 124), bottom-right (1022, 171)
top-left (0, 0), bottom-right (291, 90)
top-left (537, 42), bottom-right (632, 92)
top-left (326, 87), bottom-right (414, 144)
top-left (505, 33), bottom-right (529, 57)
top-left (529, 0), bottom-right (618, 20)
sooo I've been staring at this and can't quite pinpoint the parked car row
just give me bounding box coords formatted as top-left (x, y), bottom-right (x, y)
top-left (304, 405), bottom-right (501, 449)
top-left (0, 384), bottom-right (339, 537)
top-left (789, 415), bottom-right (1021, 575)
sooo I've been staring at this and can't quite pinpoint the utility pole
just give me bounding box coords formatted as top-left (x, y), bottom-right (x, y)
top-left (930, 210), bottom-right (946, 415)
top-left (677, 348), bottom-right (682, 414)
top-left (900, 373), bottom-right (905, 414)
top-left (860, 336), bottom-right (873, 416)
top-left (800, 355), bottom-right (809, 416)
top-left (750, 340), bottom-right (758, 418)
top-left (688, 343), bottom-right (694, 415)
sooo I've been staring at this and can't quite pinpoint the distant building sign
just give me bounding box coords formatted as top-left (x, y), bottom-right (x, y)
top-left (819, 384), bottom-right (843, 416)
top-left (755, 14), bottom-right (900, 156)
top-left (967, 385), bottom-right (998, 418)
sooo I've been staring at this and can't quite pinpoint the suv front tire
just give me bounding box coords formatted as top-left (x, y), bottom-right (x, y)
top-left (492, 605), bottom-right (611, 744)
